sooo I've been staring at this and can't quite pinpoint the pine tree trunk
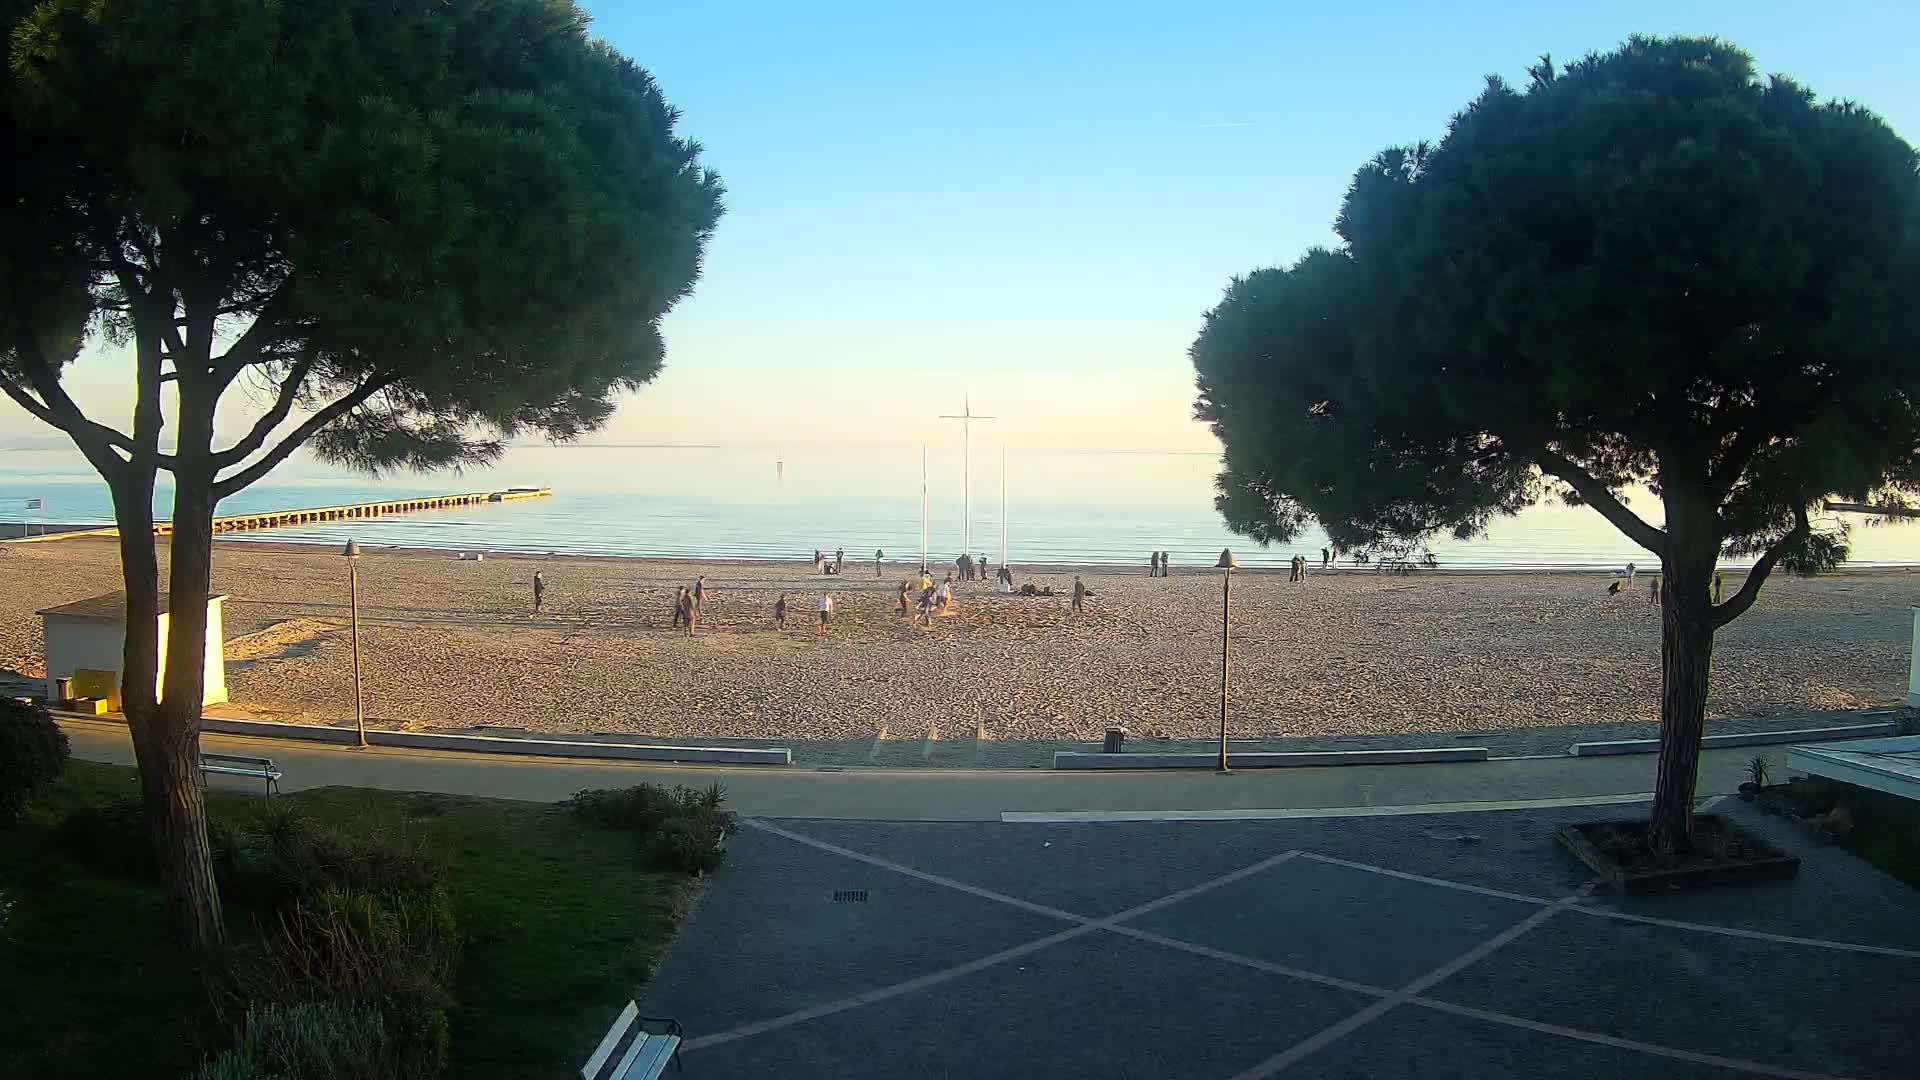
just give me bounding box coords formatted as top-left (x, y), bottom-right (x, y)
top-left (1650, 546), bottom-right (1716, 853)
top-left (110, 464), bottom-right (226, 951)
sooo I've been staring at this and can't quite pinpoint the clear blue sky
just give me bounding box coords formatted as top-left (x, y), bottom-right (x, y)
top-left (6, 1), bottom-right (1916, 452)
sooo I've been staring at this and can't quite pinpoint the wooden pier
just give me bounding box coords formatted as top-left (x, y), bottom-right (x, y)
top-left (2, 487), bottom-right (552, 543)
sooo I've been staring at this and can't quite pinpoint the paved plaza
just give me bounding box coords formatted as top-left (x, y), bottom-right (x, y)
top-left (644, 801), bottom-right (1920, 1079)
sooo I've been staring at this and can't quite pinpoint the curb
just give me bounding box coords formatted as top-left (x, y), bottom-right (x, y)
top-left (1052, 747), bottom-right (1490, 770)
top-left (54, 710), bottom-right (794, 766)
top-left (1568, 721), bottom-right (1897, 757)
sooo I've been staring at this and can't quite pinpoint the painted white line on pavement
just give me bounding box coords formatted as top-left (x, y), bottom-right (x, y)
top-left (683, 845), bottom-right (1303, 1055)
top-left (1563, 906), bottom-right (1920, 961)
top-left (1408, 998), bottom-right (1855, 1080)
top-left (1228, 887), bottom-right (1593, 1079)
top-left (1296, 852), bottom-right (1555, 905)
top-left (1001, 792), bottom-right (1655, 823)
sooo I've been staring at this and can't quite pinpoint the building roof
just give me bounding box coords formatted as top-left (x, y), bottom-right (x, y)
top-left (37, 591), bottom-right (229, 620)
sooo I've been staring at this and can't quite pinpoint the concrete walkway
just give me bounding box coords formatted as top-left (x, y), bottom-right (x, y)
top-left (63, 717), bottom-right (1770, 820)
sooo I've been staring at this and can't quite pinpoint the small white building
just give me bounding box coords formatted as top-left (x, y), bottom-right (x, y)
top-left (38, 591), bottom-right (229, 708)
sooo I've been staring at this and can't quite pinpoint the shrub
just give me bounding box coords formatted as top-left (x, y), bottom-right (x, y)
top-left (0, 697), bottom-right (69, 824)
top-left (235, 885), bottom-right (460, 1011)
top-left (193, 998), bottom-right (447, 1080)
top-left (565, 782), bottom-right (733, 874)
top-left (218, 805), bottom-right (443, 910)
top-left (646, 814), bottom-right (725, 875)
top-left (56, 797), bottom-right (243, 882)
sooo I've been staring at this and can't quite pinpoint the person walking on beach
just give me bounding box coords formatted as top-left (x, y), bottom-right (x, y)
top-left (816, 591), bottom-right (833, 635)
top-left (775, 593), bottom-right (788, 630)
top-left (875, 548), bottom-right (885, 576)
top-left (1072, 575), bottom-right (1087, 613)
top-left (1624, 562), bottom-right (1637, 586)
top-left (916, 586), bottom-right (935, 626)
top-left (998, 564), bottom-right (1014, 592)
top-left (958, 553), bottom-right (974, 582)
top-left (1288, 555), bottom-right (1302, 583)
top-left (532, 571), bottom-right (545, 612)
top-left (813, 549), bottom-right (823, 574)
top-left (679, 588), bottom-right (698, 637)
top-left (939, 574), bottom-right (955, 612)
top-left (835, 548), bottom-right (845, 574)
top-left (1649, 575), bottom-right (1660, 606)
top-left (693, 575), bottom-right (709, 613)
top-left (1160, 551), bottom-right (1171, 576)
top-left (672, 586), bottom-right (687, 628)
top-left (1149, 551), bottom-right (1159, 577)
top-left (1321, 547), bottom-right (1331, 569)
top-left (978, 554), bottom-right (989, 582)
top-left (898, 580), bottom-right (911, 615)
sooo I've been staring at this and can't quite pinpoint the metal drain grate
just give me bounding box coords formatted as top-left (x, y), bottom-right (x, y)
top-left (832, 890), bottom-right (869, 903)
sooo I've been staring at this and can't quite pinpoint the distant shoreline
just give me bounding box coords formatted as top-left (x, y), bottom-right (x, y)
top-left (14, 530), bottom-right (1920, 577)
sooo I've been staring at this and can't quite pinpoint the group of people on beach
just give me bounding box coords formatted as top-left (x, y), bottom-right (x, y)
top-left (671, 575), bottom-right (710, 636)
top-left (1147, 551), bottom-right (1172, 576)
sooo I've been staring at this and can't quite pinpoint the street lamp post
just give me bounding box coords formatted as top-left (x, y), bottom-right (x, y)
top-left (344, 539), bottom-right (366, 748)
top-left (1216, 548), bottom-right (1236, 773)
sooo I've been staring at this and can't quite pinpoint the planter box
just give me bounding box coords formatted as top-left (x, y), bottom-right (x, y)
top-left (1556, 815), bottom-right (1801, 895)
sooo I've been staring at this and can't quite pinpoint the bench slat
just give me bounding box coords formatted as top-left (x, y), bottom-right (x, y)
top-left (581, 1001), bottom-right (639, 1080)
top-left (617, 1034), bottom-right (679, 1080)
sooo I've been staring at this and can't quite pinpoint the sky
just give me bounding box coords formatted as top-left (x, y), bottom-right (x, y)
top-left (5, 0), bottom-right (1918, 454)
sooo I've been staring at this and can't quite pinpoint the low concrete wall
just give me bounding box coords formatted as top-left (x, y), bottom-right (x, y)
top-left (1053, 747), bottom-right (1489, 770)
top-left (1568, 722), bottom-right (1897, 757)
top-left (58, 710), bottom-right (793, 766)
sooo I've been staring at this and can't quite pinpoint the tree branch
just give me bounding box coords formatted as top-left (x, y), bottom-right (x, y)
top-left (1710, 505), bottom-right (1810, 630)
top-left (1533, 446), bottom-right (1669, 556)
top-left (212, 372), bottom-right (397, 499)
top-left (211, 350), bottom-right (316, 467)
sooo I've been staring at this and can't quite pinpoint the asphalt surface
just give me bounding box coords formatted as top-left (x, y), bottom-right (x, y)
top-left (642, 800), bottom-right (1920, 1079)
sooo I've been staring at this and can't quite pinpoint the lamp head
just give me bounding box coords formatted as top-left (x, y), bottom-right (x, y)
top-left (1215, 548), bottom-right (1237, 570)
top-left (343, 539), bottom-right (362, 559)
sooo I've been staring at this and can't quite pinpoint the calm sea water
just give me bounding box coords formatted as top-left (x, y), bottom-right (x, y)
top-left (2, 444), bottom-right (1918, 570)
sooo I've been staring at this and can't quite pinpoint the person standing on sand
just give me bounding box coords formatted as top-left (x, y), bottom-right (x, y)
top-left (672, 586), bottom-right (687, 628)
top-left (1624, 562), bottom-right (1637, 586)
top-left (532, 571), bottom-right (545, 612)
top-left (1288, 555), bottom-right (1301, 583)
top-left (958, 553), bottom-right (973, 581)
top-left (898, 580), bottom-right (911, 615)
top-left (775, 593), bottom-right (788, 630)
top-left (680, 588), bottom-right (698, 637)
top-left (1072, 575), bottom-right (1086, 613)
top-left (916, 586), bottom-right (935, 626)
top-left (875, 549), bottom-right (885, 576)
top-left (1161, 551), bottom-right (1172, 576)
top-left (694, 575), bottom-right (709, 613)
top-left (979, 554), bottom-right (989, 581)
top-left (1321, 547), bottom-right (1331, 569)
top-left (813, 549), bottom-right (823, 574)
top-left (817, 591), bottom-right (833, 635)
top-left (1148, 551), bottom-right (1159, 577)
top-left (835, 548), bottom-right (845, 574)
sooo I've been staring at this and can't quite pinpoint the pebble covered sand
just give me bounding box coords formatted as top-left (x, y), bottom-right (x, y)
top-left (0, 537), bottom-right (1913, 744)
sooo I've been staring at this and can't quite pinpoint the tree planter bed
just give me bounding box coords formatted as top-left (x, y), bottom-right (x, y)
top-left (1556, 815), bottom-right (1800, 894)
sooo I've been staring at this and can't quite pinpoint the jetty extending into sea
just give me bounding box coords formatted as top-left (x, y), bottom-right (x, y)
top-left (1, 487), bottom-right (552, 542)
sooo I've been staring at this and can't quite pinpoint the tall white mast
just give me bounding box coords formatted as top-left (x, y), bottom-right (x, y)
top-left (920, 444), bottom-right (929, 570)
top-left (940, 395), bottom-right (995, 557)
top-left (1000, 444), bottom-right (1008, 566)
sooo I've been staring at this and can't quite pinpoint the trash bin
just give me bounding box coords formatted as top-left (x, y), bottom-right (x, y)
top-left (1103, 727), bottom-right (1126, 753)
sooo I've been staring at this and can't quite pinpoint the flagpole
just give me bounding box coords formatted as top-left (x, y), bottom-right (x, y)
top-left (1000, 446), bottom-right (1008, 566)
top-left (920, 444), bottom-right (928, 571)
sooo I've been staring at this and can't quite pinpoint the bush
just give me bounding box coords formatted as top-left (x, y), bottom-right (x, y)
top-left (646, 814), bottom-right (725, 875)
top-left (0, 697), bottom-right (69, 824)
top-left (192, 998), bottom-right (447, 1080)
top-left (224, 805), bottom-right (444, 910)
top-left (55, 797), bottom-right (242, 882)
top-left (235, 885), bottom-right (460, 1011)
top-left (564, 782), bottom-right (732, 874)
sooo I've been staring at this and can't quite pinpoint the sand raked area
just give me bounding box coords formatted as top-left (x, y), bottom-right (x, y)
top-left (0, 536), bottom-right (1913, 746)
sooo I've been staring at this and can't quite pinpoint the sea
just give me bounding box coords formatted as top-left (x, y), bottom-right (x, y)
top-left (3, 443), bottom-right (1919, 571)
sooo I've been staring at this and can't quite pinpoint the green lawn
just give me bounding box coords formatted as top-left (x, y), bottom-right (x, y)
top-left (0, 760), bottom-right (698, 1079)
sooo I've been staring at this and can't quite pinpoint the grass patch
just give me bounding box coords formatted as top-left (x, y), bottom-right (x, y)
top-left (0, 760), bottom-right (699, 1079)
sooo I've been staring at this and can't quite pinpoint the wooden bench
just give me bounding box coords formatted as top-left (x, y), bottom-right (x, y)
top-left (198, 751), bottom-right (282, 795)
top-left (581, 1001), bottom-right (682, 1079)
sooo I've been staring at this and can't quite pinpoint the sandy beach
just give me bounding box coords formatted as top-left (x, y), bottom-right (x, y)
top-left (1, 536), bottom-right (1914, 747)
